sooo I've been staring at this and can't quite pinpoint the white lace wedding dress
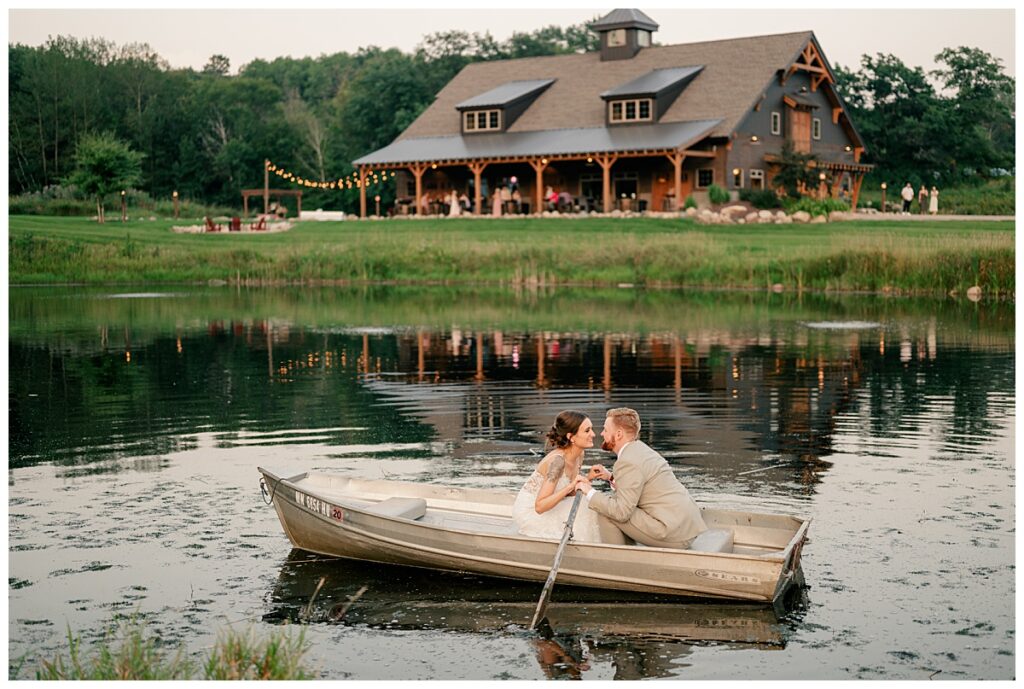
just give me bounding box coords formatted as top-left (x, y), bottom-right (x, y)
top-left (512, 468), bottom-right (602, 543)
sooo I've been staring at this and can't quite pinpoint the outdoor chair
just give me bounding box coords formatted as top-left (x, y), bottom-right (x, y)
top-left (204, 216), bottom-right (222, 232)
top-left (250, 215), bottom-right (267, 231)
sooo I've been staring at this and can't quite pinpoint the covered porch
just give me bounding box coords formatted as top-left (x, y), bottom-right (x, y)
top-left (351, 120), bottom-right (722, 218)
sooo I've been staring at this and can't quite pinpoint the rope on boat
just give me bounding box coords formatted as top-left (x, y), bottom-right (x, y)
top-left (260, 476), bottom-right (281, 505)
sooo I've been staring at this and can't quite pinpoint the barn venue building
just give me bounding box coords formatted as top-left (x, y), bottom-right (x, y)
top-left (352, 9), bottom-right (871, 218)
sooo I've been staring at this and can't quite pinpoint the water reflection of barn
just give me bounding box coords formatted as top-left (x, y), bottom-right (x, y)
top-left (361, 326), bottom-right (870, 485)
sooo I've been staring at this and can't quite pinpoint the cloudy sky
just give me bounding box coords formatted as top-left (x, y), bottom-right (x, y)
top-left (7, 4), bottom-right (1016, 78)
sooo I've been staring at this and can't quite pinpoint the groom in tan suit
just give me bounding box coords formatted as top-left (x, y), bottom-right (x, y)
top-left (577, 407), bottom-right (707, 548)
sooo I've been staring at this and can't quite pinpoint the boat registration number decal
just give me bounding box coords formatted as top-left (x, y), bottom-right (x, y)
top-left (294, 490), bottom-right (344, 522)
top-left (694, 569), bottom-right (762, 585)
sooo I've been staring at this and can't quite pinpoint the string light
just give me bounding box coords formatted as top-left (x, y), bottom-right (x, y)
top-left (263, 159), bottom-right (395, 191)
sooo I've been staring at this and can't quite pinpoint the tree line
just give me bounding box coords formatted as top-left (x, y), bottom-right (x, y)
top-left (8, 24), bottom-right (1013, 214)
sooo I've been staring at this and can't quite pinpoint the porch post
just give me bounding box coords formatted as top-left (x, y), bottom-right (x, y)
top-left (850, 172), bottom-right (865, 210)
top-left (358, 166), bottom-right (368, 218)
top-left (596, 155), bottom-right (617, 213)
top-left (410, 164), bottom-right (427, 215)
top-left (529, 158), bottom-right (548, 215)
top-left (667, 152), bottom-right (686, 211)
top-left (468, 161), bottom-right (488, 215)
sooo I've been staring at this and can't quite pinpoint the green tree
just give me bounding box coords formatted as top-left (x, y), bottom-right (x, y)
top-left (203, 54), bottom-right (231, 76)
top-left (772, 140), bottom-right (819, 199)
top-left (931, 47), bottom-right (1015, 176)
top-left (66, 132), bottom-right (144, 222)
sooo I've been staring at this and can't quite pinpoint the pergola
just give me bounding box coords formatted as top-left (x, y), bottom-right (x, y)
top-left (241, 189), bottom-right (303, 217)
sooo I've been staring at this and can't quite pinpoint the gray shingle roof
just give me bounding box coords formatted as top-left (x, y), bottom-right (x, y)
top-left (353, 119), bottom-right (721, 166)
top-left (601, 65), bottom-right (703, 99)
top-left (589, 8), bottom-right (659, 31)
top-left (455, 79), bottom-right (555, 109)
top-left (396, 31), bottom-right (813, 143)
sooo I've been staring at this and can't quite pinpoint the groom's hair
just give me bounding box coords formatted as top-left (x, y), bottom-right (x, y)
top-left (607, 408), bottom-right (640, 439)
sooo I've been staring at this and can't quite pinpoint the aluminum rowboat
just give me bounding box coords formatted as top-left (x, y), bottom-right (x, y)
top-left (259, 467), bottom-right (810, 603)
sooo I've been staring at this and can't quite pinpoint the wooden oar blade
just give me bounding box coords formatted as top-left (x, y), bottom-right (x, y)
top-left (530, 491), bottom-right (584, 630)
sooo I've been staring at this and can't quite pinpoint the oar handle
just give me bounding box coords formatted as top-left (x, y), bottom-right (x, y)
top-left (530, 490), bottom-right (584, 630)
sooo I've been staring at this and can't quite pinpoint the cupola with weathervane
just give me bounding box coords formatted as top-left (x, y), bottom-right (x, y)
top-left (590, 8), bottom-right (659, 61)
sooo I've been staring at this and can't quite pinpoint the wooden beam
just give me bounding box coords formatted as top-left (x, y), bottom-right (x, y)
top-left (680, 149), bottom-right (716, 158)
top-left (409, 163), bottom-right (427, 215)
top-left (529, 158), bottom-right (547, 215)
top-left (358, 166), bottom-right (367, 219)
top-left (853, 147), bottom-right (863, 163)
top-left (666, 152), bottom-right (686, 212)
top-left (468, 161), bottom-right (487, 215)
top-left (850, 172), bottom-right (864, 210)
top-left (832, 107), bottom-right (842, 124)
top-left (595, 154), bottom-right (617, 213)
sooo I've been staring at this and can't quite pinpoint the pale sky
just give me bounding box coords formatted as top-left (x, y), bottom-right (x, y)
top-left (6, 4), bottom-right (1016, 79)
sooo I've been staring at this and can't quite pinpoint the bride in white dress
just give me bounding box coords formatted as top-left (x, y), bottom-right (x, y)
top-left (512, 411), bottom-right (602, 543)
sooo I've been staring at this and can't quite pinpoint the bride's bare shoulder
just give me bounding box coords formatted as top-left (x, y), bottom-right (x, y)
top-left (535, 450), bottom-right (565, 475)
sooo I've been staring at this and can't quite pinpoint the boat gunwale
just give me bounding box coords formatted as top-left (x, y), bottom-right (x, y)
top-left (259, 467), bottom-right (805, 565)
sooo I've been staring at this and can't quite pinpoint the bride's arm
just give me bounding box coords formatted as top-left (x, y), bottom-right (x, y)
top-left (534, 455), bottom-right (577, 514)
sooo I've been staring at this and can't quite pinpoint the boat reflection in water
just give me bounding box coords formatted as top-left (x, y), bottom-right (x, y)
top-left (265, 550), bottom-right (808, 680)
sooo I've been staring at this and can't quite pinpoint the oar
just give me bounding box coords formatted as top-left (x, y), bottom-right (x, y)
top-left (530, 490), bottom-right (584, 630)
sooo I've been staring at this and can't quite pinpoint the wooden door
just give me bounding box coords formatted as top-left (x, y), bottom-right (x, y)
top-left (788, 109), bottom-right (811, 153)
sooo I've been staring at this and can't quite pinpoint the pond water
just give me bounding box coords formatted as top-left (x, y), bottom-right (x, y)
top-left (8, 286), bottom-right (1015, 680)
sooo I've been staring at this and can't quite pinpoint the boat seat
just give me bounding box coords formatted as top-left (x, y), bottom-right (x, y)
top-left (364, 497), bottom-right (427, 521)
top-left (689, 528), bottom-right (734, 554)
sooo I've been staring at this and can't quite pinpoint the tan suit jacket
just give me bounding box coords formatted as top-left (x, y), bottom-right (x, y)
top-left (588, 440), bottom-right (707, 547)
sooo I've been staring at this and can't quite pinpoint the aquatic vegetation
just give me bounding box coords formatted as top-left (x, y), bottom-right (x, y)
top-left (32, 618), bottom-right (311, 680)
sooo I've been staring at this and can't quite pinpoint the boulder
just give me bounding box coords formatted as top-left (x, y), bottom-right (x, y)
top-left (721, 204), bottom-right (747, 217)
top-left (791, 211), bottom-right (811, 223)
top-left (810, 215), bottom-right (827, 224)
top-left (745, 212), bottom-right (759, 223)
top-left (758, 209), bottom-right (774, 220)
top-left (829, 210), bottom-right (850, 222)
top-left (685, 206), bottom-right (698, 217)
top-left (776, 214), bottom-right (793, 223)
top-left (966, 286), bottom-right (982, 301)
top-left (775, 210), bottom-right (787, 219)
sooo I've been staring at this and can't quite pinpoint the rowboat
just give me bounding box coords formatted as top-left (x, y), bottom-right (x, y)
top-left (258, 467), bottom-right (810, 603)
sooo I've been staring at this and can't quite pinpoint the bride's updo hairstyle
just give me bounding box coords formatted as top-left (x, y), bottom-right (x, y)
top-left (545, 410), bottom-right (588, 450)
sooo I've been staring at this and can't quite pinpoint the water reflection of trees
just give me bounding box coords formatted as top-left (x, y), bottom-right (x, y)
top-left (9, 294), bottom-right (1014, 480)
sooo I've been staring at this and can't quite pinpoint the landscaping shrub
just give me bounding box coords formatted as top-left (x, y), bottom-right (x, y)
top-left (784, 197), bottom-right (850, 217)
top-left (707, 184), bottom-right (730, 205)
top-left (739, 188), bottom-right (783, 209)
top-left (683, 196), bottom-right (697, 210)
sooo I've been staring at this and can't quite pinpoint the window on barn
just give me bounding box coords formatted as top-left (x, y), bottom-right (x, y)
top-left (609, 98), bottom-right (653, 124)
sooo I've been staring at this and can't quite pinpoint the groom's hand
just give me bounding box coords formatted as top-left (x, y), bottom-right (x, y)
top-left (587, 464), bottom-right (613, 482)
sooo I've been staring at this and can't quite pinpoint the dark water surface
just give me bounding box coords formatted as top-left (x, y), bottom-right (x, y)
top-left (8, 286), bottom-right (1015, 679)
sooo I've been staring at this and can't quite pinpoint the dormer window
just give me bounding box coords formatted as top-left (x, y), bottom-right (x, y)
top-left (610, 98), bottom-right (652, 123)
top-left (602, 66), bottom-right (702, 125)
top-left (464, 109), bottom-right (501, 132)
top-left (456, 79), bottom-right (554, 134)
top-left (637, 30), bottom-right (651, 47)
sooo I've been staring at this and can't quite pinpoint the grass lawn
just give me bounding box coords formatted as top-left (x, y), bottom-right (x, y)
top-left (7, 214), bottom-right (1015, 294)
